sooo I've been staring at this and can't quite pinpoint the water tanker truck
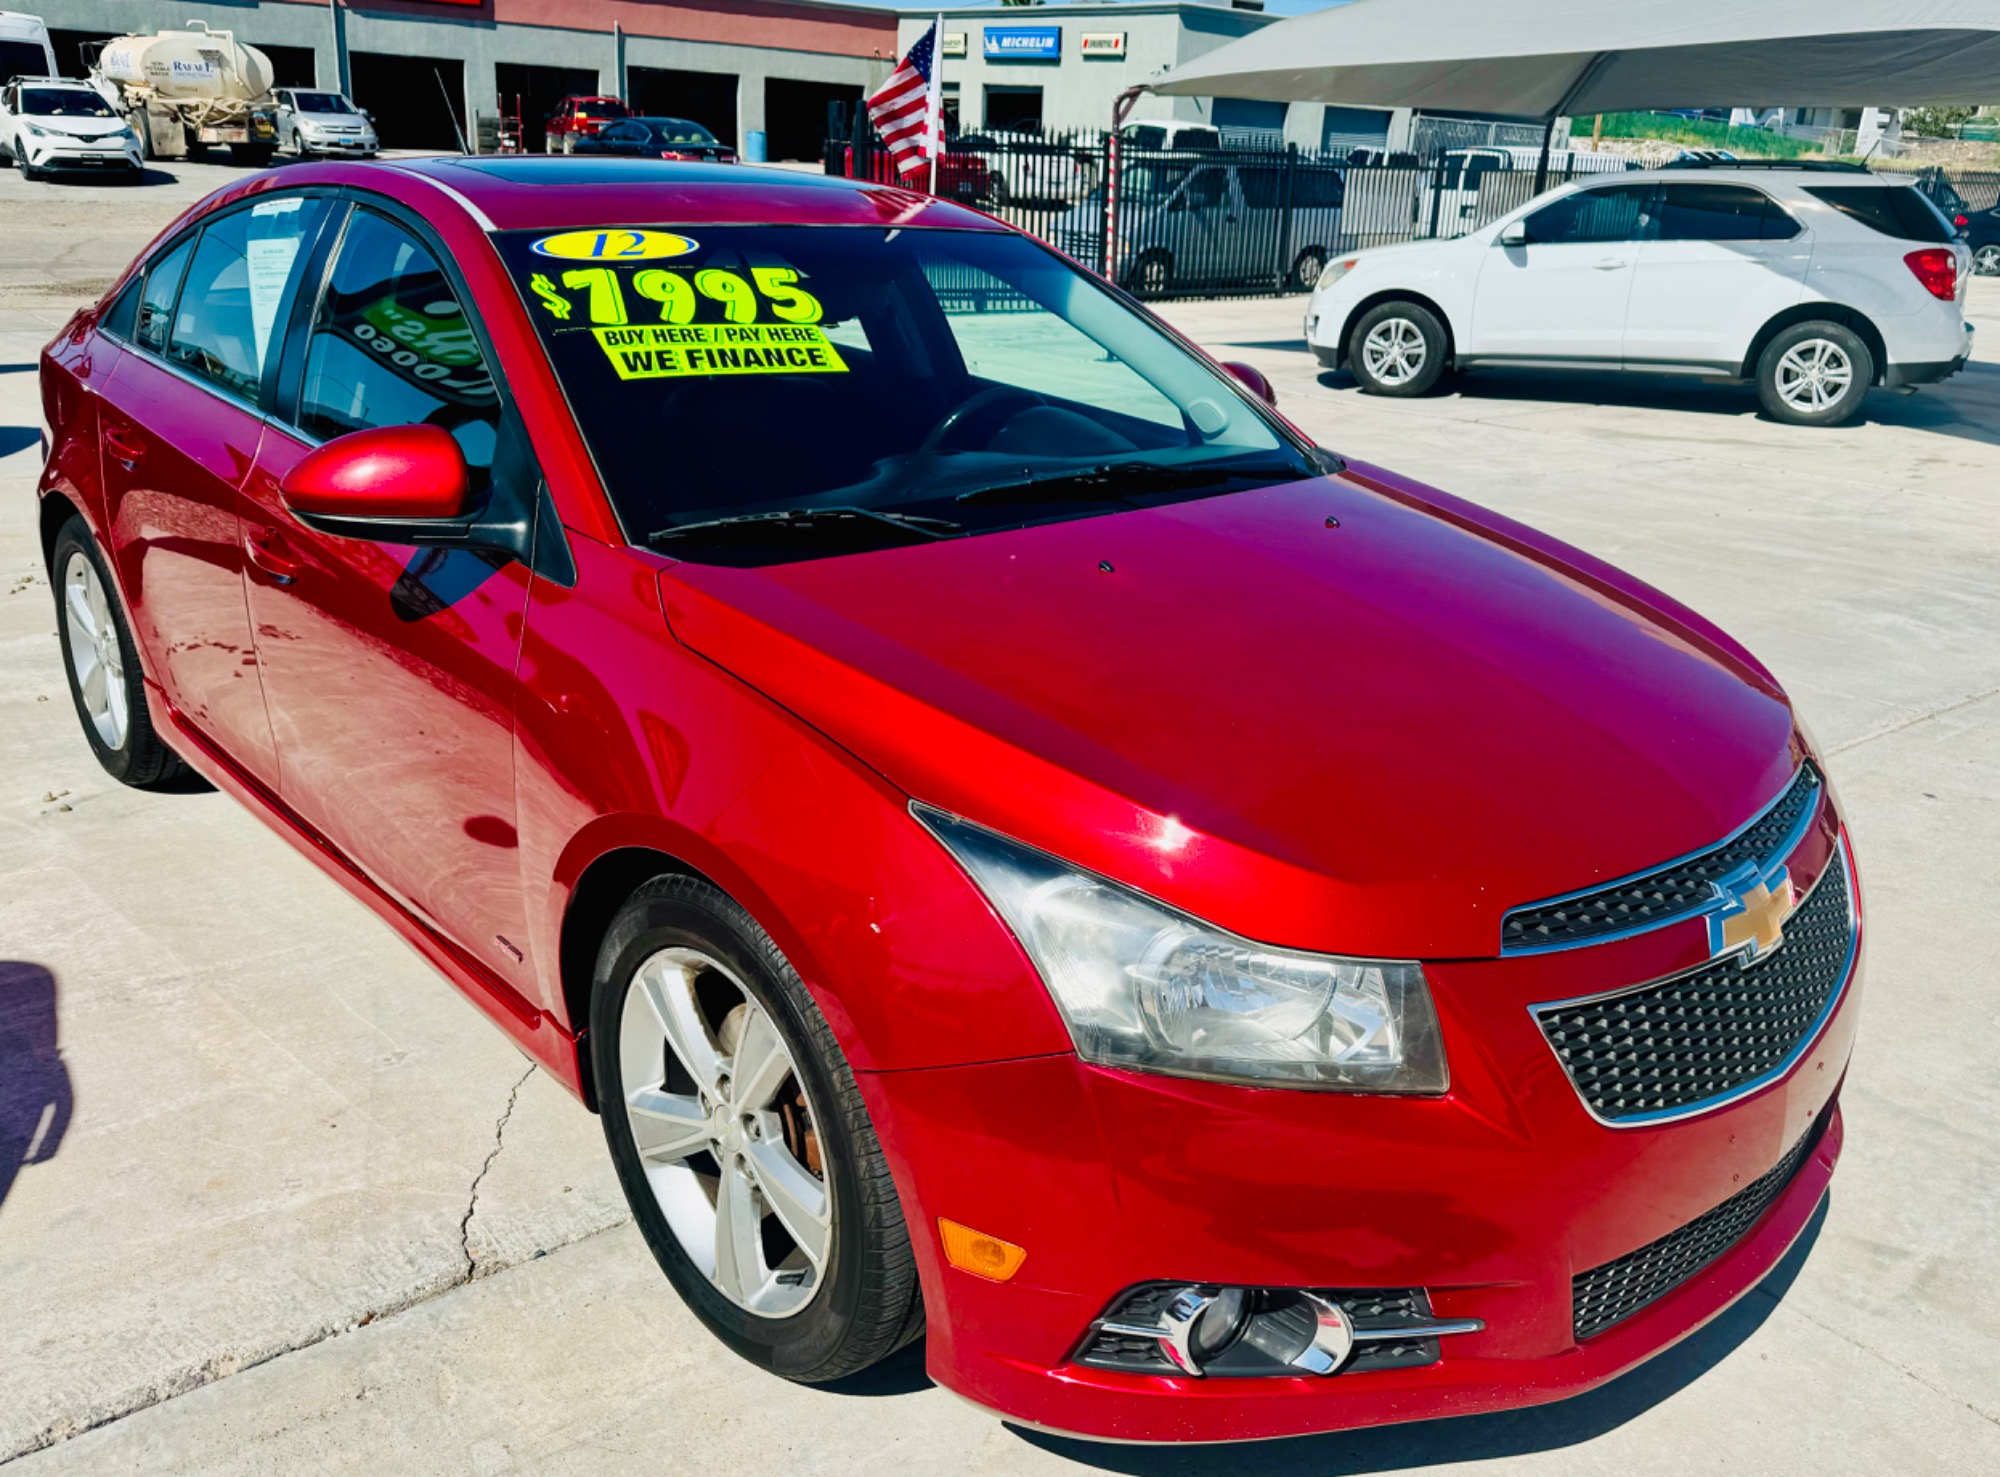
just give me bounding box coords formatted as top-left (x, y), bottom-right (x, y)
top-left (86, 21), bottom-right (278, 165)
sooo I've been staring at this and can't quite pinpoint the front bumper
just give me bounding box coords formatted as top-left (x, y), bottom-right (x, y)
top-left (25, 141), bottom-right (141, 173)
top-left (857, 827), bottom-right (1860, 1442)
top-left (300, 134), bottom-right (377, 155)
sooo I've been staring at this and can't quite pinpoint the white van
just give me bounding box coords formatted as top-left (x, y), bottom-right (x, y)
top-left (1120, 120), bottom-right (1221, 152)
top-left (1423, 146), bottom-right (1638, 236)
top-left (0, 11), bottom-right (56, 82)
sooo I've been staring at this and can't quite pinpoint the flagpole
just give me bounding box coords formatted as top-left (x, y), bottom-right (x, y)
top-left (925, 14), bottom-right (943, 197)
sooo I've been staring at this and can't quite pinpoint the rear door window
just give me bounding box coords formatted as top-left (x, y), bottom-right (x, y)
top-left (1523, 184), bottom-right (1656, 244)
top-left (1804, 185), bottom-right (1956, 244)
top-left (1658, 184), bottom-right (1800, 242)
top-left (135, 236), bottom-right (195, 353)
top-left (168, 197), bottom-right (332, 401)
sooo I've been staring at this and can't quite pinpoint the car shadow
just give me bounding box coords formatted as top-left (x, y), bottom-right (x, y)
top-left (1315, 364), bottom-right (2000, 446)
top-left (815, 1336), bottom-right (934, 1398)
top-left (1008, 1196), bottom-right (1829, 1475)
top-left (0, 962), bottom-right (72, 1210)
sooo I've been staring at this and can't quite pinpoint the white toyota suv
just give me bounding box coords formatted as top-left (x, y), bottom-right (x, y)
top-left (1304, 164), bottom-right (1974, 426)
top-left (0, 77), bottom-right (142, 182)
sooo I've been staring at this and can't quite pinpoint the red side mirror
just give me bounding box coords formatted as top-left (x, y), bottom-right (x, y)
top-left (1220, 360), bottom-right (1277, 407)
top-left (279, 424), bottom-right (471, 523)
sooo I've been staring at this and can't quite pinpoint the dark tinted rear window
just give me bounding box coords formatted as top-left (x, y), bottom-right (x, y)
top-left (1805, 185), bottom-right (1956, 243)
top-left (1658, 183), bottom-right (1799, 241)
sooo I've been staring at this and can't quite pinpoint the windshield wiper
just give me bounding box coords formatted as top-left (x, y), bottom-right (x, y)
top-left (955, 459), bottom-right (1301, 506)
top-left (647, 506), bottom-right (962, 548)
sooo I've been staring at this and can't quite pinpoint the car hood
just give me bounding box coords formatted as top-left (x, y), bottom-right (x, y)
top-left (659, 464), bottom-right (1799, 959)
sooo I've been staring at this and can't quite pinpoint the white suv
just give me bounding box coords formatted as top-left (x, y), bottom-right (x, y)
top-left (0, 77), bottom-right (142, 182)
top-left (1304, 165), bottom-right (1975, 426)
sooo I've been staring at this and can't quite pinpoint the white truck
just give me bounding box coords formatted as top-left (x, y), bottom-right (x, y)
top-left (86, 22), bottom-right (278, 165)
top-left (0, 10), bottom-right (56, 81)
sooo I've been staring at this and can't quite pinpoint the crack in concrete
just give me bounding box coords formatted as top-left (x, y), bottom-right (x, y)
top-left (1757, 1289), bottom-right (2000, 1430)
top-left (0, 1064), bottom-right (593, 1467)
top-left (459, 1065), bottom-right (537, 1283)
top-left (1829, 682), bottom-right (2000, 755)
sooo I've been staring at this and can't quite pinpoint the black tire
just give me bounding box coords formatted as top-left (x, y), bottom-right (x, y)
top-left (1755, 321), bottom-right (1872, 428)
top-left (49, 517), bottom-right (189, 788)
top-left (1290, 247), bottom-right (1327, 290)
top-left (987, 174), bottom-right (1012, 209)
top-left (1972, 243), bottom-right (2000, 277)
top-left (591, 874), bottom-right (923, 1383)
top-left (1347, 299), bottom-right (1449, 397)
top-left (232, 143), bottom-right (273, 168)
top-left (289, 129), bottom-right (309, 159)
top-left (1130, 251), bottom-right (1171, 298)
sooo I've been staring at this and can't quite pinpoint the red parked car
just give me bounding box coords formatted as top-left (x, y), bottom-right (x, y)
top-left (544, 94), bottom-right (628, 154)
top-left (36, 157), bottom-right (1860, 1444)
top-left (842, 140), bottom-right (991, 203)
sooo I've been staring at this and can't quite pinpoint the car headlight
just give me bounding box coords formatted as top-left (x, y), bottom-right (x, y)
top-left (1318, 256), bottom-right (1361, 290)
top-left (23, 121), bottom-right (52, 137)
top-left (916, 805), bottom-right (1448, 1092)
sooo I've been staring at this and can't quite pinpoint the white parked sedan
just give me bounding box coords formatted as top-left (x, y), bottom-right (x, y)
top-left (1304, 165), bottom-right (1974, 426)
top-left (0, 77), bottom-right (142, 182)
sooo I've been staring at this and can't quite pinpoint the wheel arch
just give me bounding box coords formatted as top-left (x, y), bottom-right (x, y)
top-left (39, 488), bottom-right (87, 573)
top-left (1338, 289), bottom-right (1457, 370)
top-left (1742, 304), bottom-right (1887, 385)
top-left (558, 841), bottom-right (719, 1107)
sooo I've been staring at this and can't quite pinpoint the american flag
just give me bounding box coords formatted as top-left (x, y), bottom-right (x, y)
top-left (867, 20), bottom-right (942, 181)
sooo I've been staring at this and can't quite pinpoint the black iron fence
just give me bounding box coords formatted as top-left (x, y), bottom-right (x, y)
top-left (826, 130), bottom-right (2000, 301)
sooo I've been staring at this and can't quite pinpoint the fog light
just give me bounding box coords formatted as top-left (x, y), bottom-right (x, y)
top-left (1079, 1282), bottom-right (1484, 1379)
top-left (938, 1218), bottom-right (1026, 1282)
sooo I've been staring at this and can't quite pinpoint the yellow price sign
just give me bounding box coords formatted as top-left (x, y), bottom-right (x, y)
top-left (593, 323), bottom-right (849, 379)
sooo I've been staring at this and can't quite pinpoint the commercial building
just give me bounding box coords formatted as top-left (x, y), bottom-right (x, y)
top-left (31, 0), bottom-right (905, 159)
top-left (895, 2), bottom-right (1419, 156)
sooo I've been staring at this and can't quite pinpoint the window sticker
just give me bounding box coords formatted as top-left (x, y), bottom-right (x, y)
top-left (593, 324), bottom-right (848, 380)
top-left (531, 229), bottom-right (698, 261)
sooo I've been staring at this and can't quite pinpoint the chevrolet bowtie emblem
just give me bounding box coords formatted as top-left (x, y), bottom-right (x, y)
top-left (1706, 864), bottom-right (1797, 966)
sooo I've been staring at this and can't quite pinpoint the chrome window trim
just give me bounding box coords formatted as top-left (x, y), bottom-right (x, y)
top-left (1527, 836), bottom-right (1859, 1130)
top-left (1500, 762), bottom-right (1820, 957)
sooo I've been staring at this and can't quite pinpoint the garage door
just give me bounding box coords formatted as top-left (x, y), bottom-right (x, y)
top-left (350, 52), bottom-right (465, 151)
top-left (629, 67), bottom-right (737, 149)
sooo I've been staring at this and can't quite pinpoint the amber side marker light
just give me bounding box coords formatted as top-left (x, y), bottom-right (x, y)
top-left (939, 1218), bottom-right (1027, 1282)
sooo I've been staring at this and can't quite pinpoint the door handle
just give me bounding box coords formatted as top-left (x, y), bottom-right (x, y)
top-left (104, 427), bottom-right (146, 468)
top-left (1593, 258), bottom-right (1630, 271)
top-left (244, 527), bottom-right (302, 586)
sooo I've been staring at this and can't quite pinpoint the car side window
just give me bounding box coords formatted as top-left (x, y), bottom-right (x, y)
top-left (166, 197), bottom-right (331, 401)
top-left (1658, 184), bottom-right (1800, 242)
top-left (1189, 168), bottom-right (1229, 210)
top-left (134, 236), bottom-right (195, 353)
top-left (297, 208), bottom-right (500, 486)
top-left (1523, 184), bottom-right (1656, 245)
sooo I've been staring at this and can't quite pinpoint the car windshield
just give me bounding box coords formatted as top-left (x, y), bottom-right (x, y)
top-left (499, 225), bottom-right (1315, 566)
top-left (24, 88), bottom-right (113, 118)
top-left (292, 92), bottom-right (356, 115)
top-left (1083, 162), bottom-right (1192, 205)
top-left (578, 101), bottom-right (626, 119)
top-left (649, 119), bottom-right (717, 145)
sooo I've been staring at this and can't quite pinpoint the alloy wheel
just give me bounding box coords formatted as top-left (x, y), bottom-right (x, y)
top-left (62, 551), bottom-right (128, 751)
top-left (1774, 338), bottom-right (1854, 415)
top-left (619, 946), bottom-right (831, 1318)
top-left (1361, 317), bottom-right (1427, 386)
top-left (1975, 244), bottom-right (2000, 277)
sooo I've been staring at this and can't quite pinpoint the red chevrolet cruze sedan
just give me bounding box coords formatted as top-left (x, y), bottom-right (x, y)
top-left (36, 158), bottom-right (1860, 1443)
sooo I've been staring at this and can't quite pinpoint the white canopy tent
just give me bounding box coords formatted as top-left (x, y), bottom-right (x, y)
top-left (1149, 0), bottom-right (2000, 185)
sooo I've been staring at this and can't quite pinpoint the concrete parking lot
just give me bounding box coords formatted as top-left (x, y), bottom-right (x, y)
top-left (1, 159), bottom-right (1997, 1475)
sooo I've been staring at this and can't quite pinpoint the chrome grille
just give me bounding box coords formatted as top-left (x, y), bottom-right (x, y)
top-left (1503, 765), bottom-right (1822, 953)
top-left (1532, 850), bottom-right (1854, 1125)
